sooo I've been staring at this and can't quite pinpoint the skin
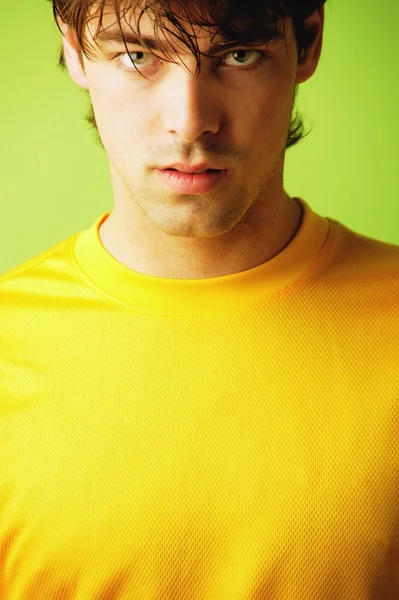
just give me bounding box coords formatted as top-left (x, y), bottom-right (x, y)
top-left (59, 3), bottom-right (324, 280)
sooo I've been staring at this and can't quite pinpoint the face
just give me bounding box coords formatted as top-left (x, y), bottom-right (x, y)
top-left (61, 3), bottom-right (323, 240)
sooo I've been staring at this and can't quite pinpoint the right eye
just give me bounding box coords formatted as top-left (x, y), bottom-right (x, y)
top-left (116, 51), bottom-right (161, 72)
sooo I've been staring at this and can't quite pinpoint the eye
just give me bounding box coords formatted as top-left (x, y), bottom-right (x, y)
top-left (115, 48), bottom-right (270, 75)
top-left (222, 49), bottom-right (266, 68)
top-left (118, 51), bottom-right (157, 70)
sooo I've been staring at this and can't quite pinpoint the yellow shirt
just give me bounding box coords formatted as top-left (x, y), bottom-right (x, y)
top-left (1, 197), bottom-right (398, 599)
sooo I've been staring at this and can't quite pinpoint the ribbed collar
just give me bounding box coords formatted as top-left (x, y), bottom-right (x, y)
top-left (73, 198), bottom-right (332, 314)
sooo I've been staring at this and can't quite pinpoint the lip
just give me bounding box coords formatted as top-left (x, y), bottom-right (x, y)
top-left (155, 168), bottom-right (228, 194)
top-left (159, 162), bottom-right (226, 173)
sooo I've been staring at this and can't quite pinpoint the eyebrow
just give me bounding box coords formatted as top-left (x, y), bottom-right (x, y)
top-left (95, 27), bottom-right (284, 55)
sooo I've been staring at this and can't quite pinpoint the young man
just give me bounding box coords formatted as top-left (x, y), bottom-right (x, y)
top-left (1, 1), bottom-right (398, 598)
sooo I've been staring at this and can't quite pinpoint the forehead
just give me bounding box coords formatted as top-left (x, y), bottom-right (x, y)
top-left (87, 0), bottom-right (290, 52)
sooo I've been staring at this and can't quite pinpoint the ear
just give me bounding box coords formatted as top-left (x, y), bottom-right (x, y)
top-left (295, 5), bottom-right (325, 85)
top-left (57, 16), bottom-right (89, 90)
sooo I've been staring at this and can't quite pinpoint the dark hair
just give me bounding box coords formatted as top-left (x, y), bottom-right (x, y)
top-left (48, 0), bottom-right (328, 150)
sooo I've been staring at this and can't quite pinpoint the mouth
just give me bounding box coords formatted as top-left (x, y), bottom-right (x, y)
top-left (155, 166), bottom-right (228, 193)
top-left (166, 168), bottom-right (222, 174)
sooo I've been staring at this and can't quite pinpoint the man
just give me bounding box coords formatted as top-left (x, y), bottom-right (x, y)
top-left (56, 0), bottom-right (319, 280)
top-left (1, 1), bottom-right (398, 598)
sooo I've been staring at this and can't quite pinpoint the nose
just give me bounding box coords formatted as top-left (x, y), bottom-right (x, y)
top-left (161, 65), bottom-right (222, 143)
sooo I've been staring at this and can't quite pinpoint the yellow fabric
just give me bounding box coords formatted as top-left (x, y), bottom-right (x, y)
top-left (1, 197), bottom-right (399, 600)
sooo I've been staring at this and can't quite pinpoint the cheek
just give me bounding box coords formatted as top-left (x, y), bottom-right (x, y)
top-left (234, 86), bottom-right (293, 171)
top-left (87, 80), bottom-right (146, 145)
top-left (234, 88), bottom-right (280, 142)
top-left (258, 83), bottom-right (295, 140)
top-left (87, 65), bottom-right (135, 120)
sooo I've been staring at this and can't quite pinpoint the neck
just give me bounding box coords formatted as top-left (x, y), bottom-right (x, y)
top-left (99, 195), bottom-right (303, 280)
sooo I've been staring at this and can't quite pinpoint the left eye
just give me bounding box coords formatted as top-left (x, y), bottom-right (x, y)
top-left (222, 49), bottom-right (263, 67)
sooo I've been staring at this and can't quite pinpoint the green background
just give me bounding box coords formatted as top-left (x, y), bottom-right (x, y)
top-left (1, 0), bottom-right (398, 275)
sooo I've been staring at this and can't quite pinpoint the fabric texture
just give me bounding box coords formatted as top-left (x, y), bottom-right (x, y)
top-left (1, 197), bottom-right (398, 599)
